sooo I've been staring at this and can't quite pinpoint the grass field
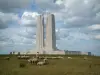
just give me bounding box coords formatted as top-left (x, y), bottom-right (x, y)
top-left (0, 55), bottom-right (100, 75)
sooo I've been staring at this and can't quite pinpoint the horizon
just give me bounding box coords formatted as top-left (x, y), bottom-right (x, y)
top-left (0, 0), bottom-right (100, 56)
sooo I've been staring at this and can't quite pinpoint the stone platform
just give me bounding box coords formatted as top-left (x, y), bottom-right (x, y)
top-left (27, 50), bottom-right (65, 55)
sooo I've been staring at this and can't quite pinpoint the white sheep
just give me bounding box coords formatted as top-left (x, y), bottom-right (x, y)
top-left (28, 59), bottom-right (31, 63)
top-left (44, 58), bottom-right (49, 64)
top-left (28, 58), bottom-right (39, 64)
top-left (84, 57), bottom-right (88, 60)
top-left (43, 58), bottom-right (48, 62)
top-left (51, 57), bottom-right (57, 59)
top-left (58, 56), bottom-right (64, 59)
top-left (18, 55), bottom-right (30, 59)
top-left (68, 57), bottom-right (72, 59)
top-left (37, 58), bottom-right (48, 66)
top-left (37, 61), bottom-right (45, 66)
top-left (32, 58), bottom-right (39, 63)
top-left (17, 56), bottom-right (21, 59)
top-left (19, 56), bottom-right (25, 59)
top-left (4, 57), bottom-right (10, 60)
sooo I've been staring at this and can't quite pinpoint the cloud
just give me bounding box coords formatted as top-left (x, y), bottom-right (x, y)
top-left (40, 0), bottom-right (100, 28)
top-left (87, 24), bottom-right (100, 38)
top-left (57, 35), bottom-right (100, 55)
top-left (0, 27), bottom-right (36, 45)
top-left (1, 0), bottom-right (100, 28)
top-left (94, 35), bottom-right (100, 40)
top-left (56, 28), bottom-right (69, 40)
top-left (35, 0), bottom-right (64, 12)
top-left (0, 20), bottom-right (8, 29)
top-left (0, 27), bottom-right (36, 53)
top-left (62, 0), bottom-right (100, 28)
top-left (17, 27), bottom-right (36, 39)
top-left (20, 11), bottom-right (39, 27)
top-left (88, 24), bottom-right (100, 30)
top-left (0, 11), bottom-right (38, 53)
top-left (55, 27), bottom-right (97, 53)
top-left (0, 0), bottom-right (32, 12)
top-left (58, 28), bottom-right (92, 40)
top-left (0, 0), bottom-right (100, 55)
top-left (55, 0), bottom-right (64, 5)
top-left (0, 12), bottom-right (19, 29)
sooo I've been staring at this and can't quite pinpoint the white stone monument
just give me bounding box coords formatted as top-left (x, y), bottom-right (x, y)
top-left (29, 13), bottom-right (65, 55)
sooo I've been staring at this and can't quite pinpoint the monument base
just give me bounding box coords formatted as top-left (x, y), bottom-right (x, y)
top-left (27, 49), bottom-right (65, 55)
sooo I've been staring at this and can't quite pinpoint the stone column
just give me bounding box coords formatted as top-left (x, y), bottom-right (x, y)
top-left (45, 14), bottom-right (56, 51)
top-left (36, 15), bottom-right (44, 52)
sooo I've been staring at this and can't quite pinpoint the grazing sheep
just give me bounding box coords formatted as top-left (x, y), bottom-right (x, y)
top-left (51, 56), bottom-right (64, 59)
top-left (28, 58), bottom-right (39, 64)
top-left (37, 58), bottom-right (48, 66)
top-left (44, 58), bottom-right (49, 64)
top-left (17, 56), bottom-right (24, 59)
top-left (4, 57), bottom-right (10, 60)
top-left (32, 58), bottom-right (39, 64)
top-left (68, 57), bottom-right (72, 59)
top-left (28, 59), bottom-right (32, 63)
top-left (51, 57), bottom-right (57, 59)
top-left (84, 57), bottom-right (88, 60)
top-left (17, 55), bottom-right (30, 59)
top-left (17, 56), bottom-right (21, 59)
top-left (57, 56), bottom-right (64, 59)
top-left (43, 58), bottom-right (47, 62)
top-left (37, 61), bottom-right (45, 66)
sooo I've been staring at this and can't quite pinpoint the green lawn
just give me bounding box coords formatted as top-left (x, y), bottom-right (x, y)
top-left (0, 55), bottom-right (100, 75)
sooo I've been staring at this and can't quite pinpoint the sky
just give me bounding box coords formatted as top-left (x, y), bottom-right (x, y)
top-left (0, 0), bottom-right (100, 55)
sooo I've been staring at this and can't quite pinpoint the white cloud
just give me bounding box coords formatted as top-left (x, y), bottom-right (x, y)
top-left (0, 12), bottom-right (19, 29)
top-left (1, 0), bottom-right (100, 55)
top-left (18, 27), bottom-right (36, 39)
top-left (56, 28), bottom-right (92, 41)
top-left (55, 0), bottom-right (64, 5)
top-left (35, 0), bottom-right (64, 12)
top-left (0, 27), bottom-right (36, 45)
top-left (44, 0), bottom-right (100, 28)
top-left (0, 27), bottom-right (36, 53)
top-left (0, 0), bottom-right (32, 12)
top-left (95, 35), bottom-right (100, 40)
top-left (20, 11), bottom-right (39, 27)
top-left (88, 24), bottom-right (100, 30)
top-left (0, 12), bottom-right (19, 22)
top-left (68, 32), bottom-right (91, 40)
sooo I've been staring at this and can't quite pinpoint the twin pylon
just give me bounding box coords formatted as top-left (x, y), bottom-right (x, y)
top-left (36, 13), bottom-right (56, 53)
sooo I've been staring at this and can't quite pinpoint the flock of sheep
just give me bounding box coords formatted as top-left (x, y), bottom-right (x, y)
top-left (4, 55), bottom-right (88, 66)
top-left (17, 55), bottom-right (64, 66)
top-left (4, 54), bottom-right (65, 66)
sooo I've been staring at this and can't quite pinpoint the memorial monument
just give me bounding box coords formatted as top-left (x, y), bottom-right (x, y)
top-left (29, 13), bottom-right (65, 55)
